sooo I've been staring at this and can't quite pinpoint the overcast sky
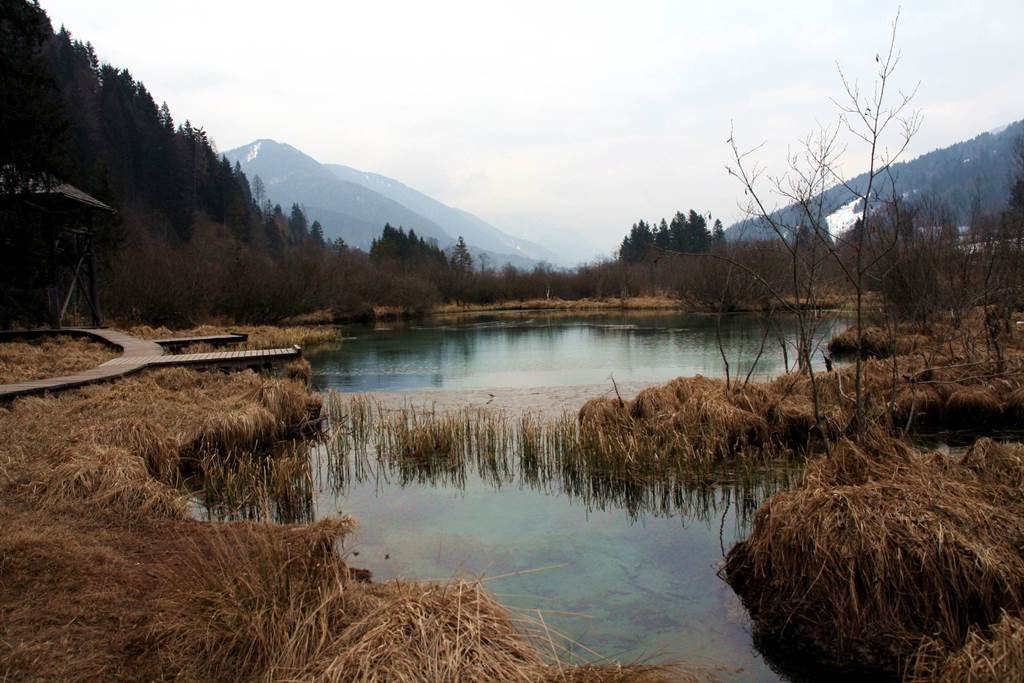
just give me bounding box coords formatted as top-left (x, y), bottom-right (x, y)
top-left (41, 0), bottom-right (1024, 257)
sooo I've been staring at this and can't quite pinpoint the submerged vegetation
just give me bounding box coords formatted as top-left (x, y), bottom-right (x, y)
top-left (0, 362), bottom-right (673, 681)
top-left (320, 394), bottom-right (797, 526)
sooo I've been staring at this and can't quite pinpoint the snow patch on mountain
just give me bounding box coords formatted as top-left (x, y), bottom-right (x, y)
top-left (244, 141), bottom-right (262, 163)
top-left (826, 198), bottom-right (861, 234)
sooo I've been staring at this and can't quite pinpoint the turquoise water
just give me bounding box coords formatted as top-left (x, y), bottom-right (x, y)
top-left (304, 312), bottom-right (839, 679)
top-left (307, 311), bottom-right (844, 393)
top-left (312, 453), bottom-right (796, 680)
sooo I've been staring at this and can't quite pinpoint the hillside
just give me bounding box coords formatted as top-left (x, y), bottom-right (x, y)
top-left (325, 164), bottom-right (563, 265)
top-left (224, 140), bottom-right (454, 250)
top-left (726, 119), bottom-right (1024, 240)
top-left (225, 140), bottom-right (556, 268)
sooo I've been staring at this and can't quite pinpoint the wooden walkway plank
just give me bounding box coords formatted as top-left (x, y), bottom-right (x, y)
top-left (151, 332), bottom-right (248, 350)
top-left (0, 329), bottom-right (300, 401)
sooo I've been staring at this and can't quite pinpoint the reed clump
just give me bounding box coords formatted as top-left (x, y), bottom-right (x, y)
top-left (723, 436), bottom-right (1024, 677)
top-left (908, 612), bottom-right (1024, 683)
top-left (0, 335), bottom-right (118, 383)
top-left (1, 368), bottom-right (320, 519)
top-left (826, 325), bottom-right (931, 358)
top-left (152, 519), bottom-right (665, 682)
top-left (3, 371), bottom-right (666, 681)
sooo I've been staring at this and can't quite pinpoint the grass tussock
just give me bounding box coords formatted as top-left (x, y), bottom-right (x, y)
top-left (2, 367), bottom-right (665, 681)
top-left (153, 519), bottom-right (665, 683)
top-left (723, 436), bottom-right (1024, 676)
top-left (0, 335), bottom-right (117, 383)
top-left (1, 368), bottom-right (320, 519)
top-left (909, 612), bottom-right (1024, 683)
top-left (826, 325), bottom-right (930, 358)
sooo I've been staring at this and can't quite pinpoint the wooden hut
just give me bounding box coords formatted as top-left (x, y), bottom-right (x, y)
top-left (0, 180), bottom-right (114, 329)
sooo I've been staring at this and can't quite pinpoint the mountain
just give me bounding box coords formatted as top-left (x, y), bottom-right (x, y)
top-left (224, 140), bottom-right (453, 250)
top-left (324, 164), bottom-right (565, 265)
top-left (224, 140), bottom-right (560, 268)
top-left (726, 119), bottom-right (1024, 240)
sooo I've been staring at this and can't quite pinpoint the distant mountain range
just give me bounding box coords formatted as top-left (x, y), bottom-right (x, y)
top-left (726, 119), bottom-right (1024, 240)
top-left (224, 140), bottom-right (565, 268)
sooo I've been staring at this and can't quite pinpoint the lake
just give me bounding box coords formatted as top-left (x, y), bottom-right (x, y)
top-left (307, 310), bottom-right (844, 394)
top-left (302, 311), bottom-right (843, 680)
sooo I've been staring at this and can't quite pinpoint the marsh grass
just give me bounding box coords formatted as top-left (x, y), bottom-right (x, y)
top-left (319, 393), bottom-right (798, 526)
top-left (1, 367), bottom-right (321, 521)
top-left (3, 363), bottom-right (673, 681)
top-left (909, 612), bottom-right (1024, 682)
top-left (723, 435), bottom-right (1024, 677)
top-left (191, 442), bottom-right (317, 524)
top-left (0, 335), bottom-right (118, 383)
top-left (128, 323), bottom-right (343, 352)
top-left (152, 519), bottom-right (670, 682)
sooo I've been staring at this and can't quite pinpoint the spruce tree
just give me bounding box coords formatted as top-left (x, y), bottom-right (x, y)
top-left (451, 236), bottom-right (473, 272)
top-left (0, 0), bottom-right (68, 193)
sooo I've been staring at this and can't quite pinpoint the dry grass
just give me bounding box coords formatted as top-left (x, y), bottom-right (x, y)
top-left (723, 436), bottom-right (1024, 677)
top-left (909, 612), bottom-right (1024, 682)
top-left (153, 519), bottom-right (668, 683)
top-left (0, 368), bottom-right (321, 520)
top-left (431, 296), bottom-right (684, 315)
top-left (0, 335), bottom-right (118, 383)
top-left (1, 366), bottom-right (666, 681)
top-left (127, 323), bottom-right (342, 351)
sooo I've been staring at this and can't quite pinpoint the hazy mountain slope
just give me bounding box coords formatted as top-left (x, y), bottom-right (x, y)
top-left (224, 140), bottom-right (453, 250)
top-left (726, 119), bottom-right (1024, 240)
top-left (325, 163), bottom-right (564, 264)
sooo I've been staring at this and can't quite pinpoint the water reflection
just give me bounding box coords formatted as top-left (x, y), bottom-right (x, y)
top-left (313, 439), bottom-right (796, 680)
top-left (308, 312), bottom-right (845, 393)
top-left (192, 427), bottom-right (798, 681)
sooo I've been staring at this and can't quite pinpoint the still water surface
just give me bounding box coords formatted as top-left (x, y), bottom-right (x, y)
top-left (305, 312), bottom-right (840, 680)
top-left (308, 311), bottom-right (843, 393)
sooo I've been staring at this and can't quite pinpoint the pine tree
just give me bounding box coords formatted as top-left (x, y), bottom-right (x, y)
top-left (711, 218), bottom-right (725, 248)
top-left (0, 0), bottom-right (69, 193)
top-left (288, 203), bottom-right (308, 242)
top-left (451, 236), bottom-right (473, 272)
top-left (310, 220), bottom-right (324, 244)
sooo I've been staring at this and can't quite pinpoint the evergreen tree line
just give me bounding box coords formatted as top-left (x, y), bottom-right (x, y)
top-left (4, 0), bottom-right (1023, 328)
top-left (618, 210), bottom-right (725, 262)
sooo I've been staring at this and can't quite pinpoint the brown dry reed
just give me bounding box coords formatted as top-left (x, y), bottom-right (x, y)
top-left (1, 367), bottom-right (321, 520)
top-left (2, 367), bottom-right (668, 682)
top-left (128, 323), bottom-right (342, 352)
top-left (908, 612), bottom-right (1024, 683)
top-left (0, 334), bottom-right (118, 383)
top-left (153, 514), bottom-right (667, 683)
top-left (321, 393), bottom-right (798, 526)
top-left (723, 436), bottom-right (1024, 677)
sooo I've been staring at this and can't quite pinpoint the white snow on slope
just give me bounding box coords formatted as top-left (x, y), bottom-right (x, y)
top-left (245, 141), bottom-right (262, 163)
top-left (826, 198), bottom-right (862, 234)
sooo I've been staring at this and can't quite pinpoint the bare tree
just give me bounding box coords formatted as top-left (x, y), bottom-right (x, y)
top-left (725, 11), bottom-right (921, 439)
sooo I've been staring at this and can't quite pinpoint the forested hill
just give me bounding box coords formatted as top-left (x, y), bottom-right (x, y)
top-left (725, 119), bottom-right (1024, 241)
top-left (224, 139), bottom-right (560, 268)
top-left (41, 26), bottom-right (256, 242)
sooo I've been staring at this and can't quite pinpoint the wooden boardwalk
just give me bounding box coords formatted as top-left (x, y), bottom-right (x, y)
top-left (0, 328), bottom-right (300, 401)
top-left (151, 332), bottom-right (248, 350)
